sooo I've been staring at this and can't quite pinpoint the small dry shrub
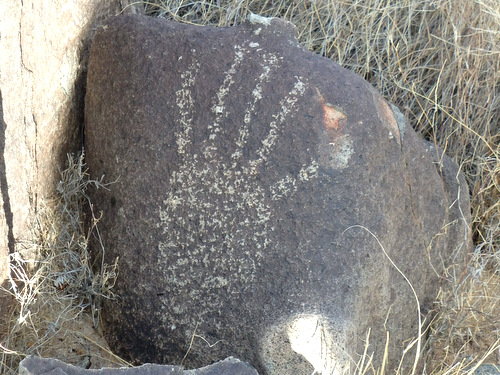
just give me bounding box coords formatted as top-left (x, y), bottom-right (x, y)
top-left (0, 154), bottom-right (126, 374)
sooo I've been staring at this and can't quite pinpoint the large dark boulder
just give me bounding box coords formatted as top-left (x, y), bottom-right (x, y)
top-left (84, 14), bottom-right (471, 375)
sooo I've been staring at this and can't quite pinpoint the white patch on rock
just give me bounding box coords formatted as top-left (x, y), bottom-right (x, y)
top-left (294, 80), bottom-right (304, 91)
top-left (252, 88), bottom-right (262, 101)
top-left (299, 160), bottom-right (319, 182)
top-left (202, 276), bottom-right (229, 289)
top-left (287, 315), bottom-right (340, 375)
top-left (271, 175), bottom-right (297, 200)
top-left (248, 13), bottom-right (273, 26)
top-left (330, 134), bottom-right (353, 169)
top-left (261, 314), bottom-right (346, 375)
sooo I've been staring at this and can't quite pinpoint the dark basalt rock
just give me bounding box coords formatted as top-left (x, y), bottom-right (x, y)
top-left (84, 14), bottom-right (471, 375)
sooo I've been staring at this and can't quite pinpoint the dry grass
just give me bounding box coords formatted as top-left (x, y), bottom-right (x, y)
top-left (0, 0), bottom-right (498, 374)
top-left (0, 154), bottom-right (126, 374)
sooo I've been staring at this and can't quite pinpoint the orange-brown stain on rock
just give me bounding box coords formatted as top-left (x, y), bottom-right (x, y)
top-left (316, 89), bottom-right (353, 170)
top-left (318, 90), bottom-right (347, 143)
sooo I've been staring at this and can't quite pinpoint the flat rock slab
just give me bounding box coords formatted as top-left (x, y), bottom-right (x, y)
top-left (19, 356), bottom-right (258, 375)
top-left (85, 14), bottom-right (471, 375)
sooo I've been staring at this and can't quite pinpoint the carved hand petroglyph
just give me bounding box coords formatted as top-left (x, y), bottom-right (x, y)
top-left (155, 41), bottom-right (320, 318)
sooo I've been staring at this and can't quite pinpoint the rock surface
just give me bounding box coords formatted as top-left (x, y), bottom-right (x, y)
top-left (85, 14), bottom-right (471, 375)
top-left (473, 364), bottom-right (500, 375)
top-left (19, 356), bottom-right (258, 375)
top-left (0, 0), bottom-right (143, 328)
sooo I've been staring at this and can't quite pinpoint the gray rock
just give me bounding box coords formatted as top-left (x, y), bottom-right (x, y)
top-left (473, 364), bottom-right (500, 375)
top-left (19, 356), bottom-right (258, 375)
top-left (84, 14), bottom-right (471, 375)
